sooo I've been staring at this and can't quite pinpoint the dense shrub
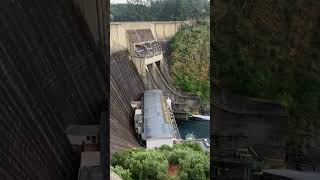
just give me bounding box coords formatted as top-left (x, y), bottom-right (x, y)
top-left (111, 150), bottom-right (130, 167)
top-left (168, 148), bottom-right (189, 164)
top-left (111, 165), bottom-right (132, 180)
top-left (111, 142), bottom-right (209, 180)
top-left (174, 141), bottom-right (203, 152)
top-left (124, 150), bottom-right (169, 180)
top-left (158, 144), bottom-right (173, 152)
top-left (178, 151), bottom-right (210, 180)
top-left (169, 23), bottom-right (210, 105)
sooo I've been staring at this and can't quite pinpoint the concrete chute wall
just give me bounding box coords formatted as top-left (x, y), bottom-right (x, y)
top-left (147, 63), bottom-right (200, 111)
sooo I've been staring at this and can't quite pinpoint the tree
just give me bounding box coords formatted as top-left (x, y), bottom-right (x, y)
top-left (111, 143), bottom-right (210, 180)
top-left (122, 150), bottom-right (169, 180)
top-left (110, 0), bottom-right (210, 21)
top-left (170, 22), bottom-right (210, 104)
top-left (112, 165), bottom-right (133, 180)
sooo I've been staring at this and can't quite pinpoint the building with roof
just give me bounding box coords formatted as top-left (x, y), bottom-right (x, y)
top-left (127, 29), bottom-right (162, 59)
top-left (142, 90), bottom-right (176, 149)
top-left (127, 29), bottom-right (163, 85)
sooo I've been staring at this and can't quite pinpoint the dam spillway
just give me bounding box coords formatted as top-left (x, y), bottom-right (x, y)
top-left (110, 23), bottom-right (201, 152)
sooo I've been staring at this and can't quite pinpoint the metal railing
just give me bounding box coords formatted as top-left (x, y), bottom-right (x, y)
top-left (170, 111), bottom-right (181, 139)
top-left (162, 96), bottom-right (181, 139)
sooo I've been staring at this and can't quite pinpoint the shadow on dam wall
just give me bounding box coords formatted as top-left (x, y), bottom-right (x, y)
top-left (1, 0), bottom-right (107, 179)
top-left (110, 50), bottom-right (145, 153)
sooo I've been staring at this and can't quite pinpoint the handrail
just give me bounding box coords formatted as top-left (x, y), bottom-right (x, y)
top-left (163, 96), bottom-right (182, 139)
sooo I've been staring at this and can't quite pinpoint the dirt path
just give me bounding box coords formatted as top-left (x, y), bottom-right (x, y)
top-left (168, 164), bottom-right (180, 176)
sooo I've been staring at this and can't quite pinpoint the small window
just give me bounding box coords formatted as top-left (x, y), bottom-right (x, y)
top-left (92, 136), bottom-right (96, 143)
top-left (86, 136), bottom-right (90, 141)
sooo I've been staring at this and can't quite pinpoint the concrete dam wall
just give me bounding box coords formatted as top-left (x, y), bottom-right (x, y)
top-left (110, 50), bottom-right (144, 153)
top-left (0, 0), bottom-right (107, 179)
top-left (110, 21), bottom-right (188, 49)
top-left (110, 22), bottom-right (201, 152)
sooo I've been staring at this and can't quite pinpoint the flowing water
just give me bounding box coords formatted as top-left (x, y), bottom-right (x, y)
top-left (177, 116), bottom-right (210, 139)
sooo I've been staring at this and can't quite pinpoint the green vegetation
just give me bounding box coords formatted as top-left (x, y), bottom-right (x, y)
top-left (214, 0), bottom-right (320, 152)
top-left (111, 0), bottom-right (210, 22)
top-left (112, 165), bottom-right (133, 180)
top-left (169, 22), bottom-right (210, 104)
top-left (111, 142), bottom-right (210, 180)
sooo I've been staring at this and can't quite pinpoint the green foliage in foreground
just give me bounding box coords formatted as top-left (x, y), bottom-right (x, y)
top-left (111, 165), bottom-right (132, 180)
top-left (111, 142), bottom-right (210, 180)
top-left (169, 22), bottom-right (210, 104)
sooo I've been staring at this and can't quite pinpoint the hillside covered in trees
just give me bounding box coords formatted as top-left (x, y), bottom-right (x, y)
top-left (213, 0), bottom-right (320, 152)
top-left (169, 22), bottom-right (210, 105)
top-left (111, 0), bottom-right (210, 21)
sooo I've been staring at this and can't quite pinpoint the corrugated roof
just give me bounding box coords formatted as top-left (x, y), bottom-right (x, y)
top-left (65, 125), bottom-right (100, 136)
top-left (144, 90), bottom-right (173, 139)
top-left (127, 29), bottom-right (155, 44)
